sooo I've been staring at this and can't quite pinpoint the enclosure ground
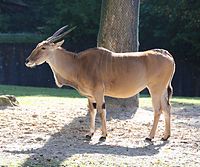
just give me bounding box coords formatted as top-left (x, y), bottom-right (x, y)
top-left (0, 96), bottom-right (200, 166)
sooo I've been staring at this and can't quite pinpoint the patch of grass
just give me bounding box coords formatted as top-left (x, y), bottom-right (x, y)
top-left (0, 84), bottom-right (82, 98)
top-left (172, 96), bottom-right (200, 105)
top-left (0, 84), bottom-right (199, 106)
top-left (140, 94), bottom-right (200, 107)
top-left (139, 95), bottom-right (152, 108)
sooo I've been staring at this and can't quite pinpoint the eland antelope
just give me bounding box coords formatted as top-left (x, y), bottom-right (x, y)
top-left (25, 25), bottom-right (175, 141)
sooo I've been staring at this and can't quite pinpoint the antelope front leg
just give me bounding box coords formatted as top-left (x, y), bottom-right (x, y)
top-left (99, 103), bottom-right (107, 141)
top-left (96, 99), bottom-right (107, 141)
top-left (86, 99), bottom-right (97, 140)
top-left (94, 88), bottom-right (107, 141)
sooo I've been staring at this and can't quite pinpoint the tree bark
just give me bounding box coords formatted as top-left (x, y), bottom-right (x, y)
top-left (97, 0), bottom-right (140, 112)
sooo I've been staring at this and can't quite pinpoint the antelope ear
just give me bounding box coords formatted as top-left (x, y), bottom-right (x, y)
top-left (55, 40), bottom-right (64, 47)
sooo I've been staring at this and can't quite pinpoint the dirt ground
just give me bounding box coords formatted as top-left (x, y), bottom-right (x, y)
top-left (0, 98), bottom-right (200, 166)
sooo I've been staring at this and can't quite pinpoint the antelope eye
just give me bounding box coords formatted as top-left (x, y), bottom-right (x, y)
top-left (41, 47), bottom-right (46, 50)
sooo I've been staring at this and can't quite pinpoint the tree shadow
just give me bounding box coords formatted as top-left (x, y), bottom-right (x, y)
top-left (4, 111), bottom-right (168, 166)
top-left (171, 103), bottom-right (200, 128)
top-left (172, 102), bottom-right (200, 116)
top-left (106, 106), bottom-right (138, 120)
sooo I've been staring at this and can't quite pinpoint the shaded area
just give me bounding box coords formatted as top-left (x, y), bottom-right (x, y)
top-left (5, 114), bottom-right (167, 166)
top-left (172, 104), bottom-right (200, 128)
top-left (0, 0), bottom-right (28, 12)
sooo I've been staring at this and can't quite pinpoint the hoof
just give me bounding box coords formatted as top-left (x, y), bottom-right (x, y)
top-left (145, 138), bottom-right (154, 144)
top-left (99, 136), bottom-right (106, 142)
top-left (145, 137), bottom-right (152, 142)
top-left (86, 134), bottom-right (92, 141)
top-left (161, 136), bottom-right (170, 141)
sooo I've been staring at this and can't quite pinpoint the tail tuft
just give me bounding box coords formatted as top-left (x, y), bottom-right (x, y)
top-left (167, 84), bottom-right (173, 105)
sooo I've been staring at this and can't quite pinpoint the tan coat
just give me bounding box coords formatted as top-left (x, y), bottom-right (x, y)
top-left (26, 40), bottom-right (175, 142)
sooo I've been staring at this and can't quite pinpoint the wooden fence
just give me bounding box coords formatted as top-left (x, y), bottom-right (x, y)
top-left (0, 43), bottom-right (55, 87)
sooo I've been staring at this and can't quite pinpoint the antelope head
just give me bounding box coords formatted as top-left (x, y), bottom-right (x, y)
top-left (25, 25), bottom-right (76, 68)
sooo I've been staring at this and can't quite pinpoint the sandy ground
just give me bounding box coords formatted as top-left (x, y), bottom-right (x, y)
top-left (0, 98), bottom-right (200, 166)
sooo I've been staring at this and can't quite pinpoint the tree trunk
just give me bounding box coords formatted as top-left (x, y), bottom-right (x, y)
top-left (97, 0), bottom-right (140, 112)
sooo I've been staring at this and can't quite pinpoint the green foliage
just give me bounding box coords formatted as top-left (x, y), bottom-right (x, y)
top-left (0, 0), bottom-right (101, 48)
top-left (140, 0), bottom-right (200, 65)
top-left (0, 0), bottom-right (199, 64)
